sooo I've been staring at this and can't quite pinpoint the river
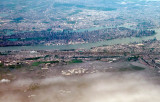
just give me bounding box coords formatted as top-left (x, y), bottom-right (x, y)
top-left (0, 28), bottom-right (160, 51)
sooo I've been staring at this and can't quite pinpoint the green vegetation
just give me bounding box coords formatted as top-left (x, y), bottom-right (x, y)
top-left (25, 55), bottom-right (52, 60)
top-left (119, 65), bottom-right (145, 71)
top-left (42, 21), bottom-right (49, 24)
top-left (0, 29), bottom-right (15, 35)
top-left (25, 57), bottom-right (42, 60)
top-left (8, 64), bottom-right (23, 69)
top-left (67, 21), bottom-right (76, 24)
top-left (11, 17), bottom-right (24, 23)
top-left (47, 29), bottom-right (52, 31)
top-left (32, 61), bottom-right (59, 66)
top-left (21, 37), bottom-right (47, 41)
top-left (69, 59), bottom-right (83, 64)
top-left (8, 38), bottom-right (18, 41)
top-left (128, 56), bottom-right (139, 61)
top-left (0, 63), bottom-right (4, 67)
top-left (131, 66), bottom-right (145, 70)
top-left (61, 18), bottom-right (67, 21)
top-left (0, 52), bottom-right (8, 55)
top-left (44, 55), bottom-right (50, 58)
top-left (54, 55), bottom-right (59, 58)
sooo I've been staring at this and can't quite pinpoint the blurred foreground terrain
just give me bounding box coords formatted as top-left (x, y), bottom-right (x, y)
top-left (1, 40), bottom-right (160, 102)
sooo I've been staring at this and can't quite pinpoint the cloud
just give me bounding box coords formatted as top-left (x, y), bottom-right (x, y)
top-left (0, 72), bottom-right (160, 102)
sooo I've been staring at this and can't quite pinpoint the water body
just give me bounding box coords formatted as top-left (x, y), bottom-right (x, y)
top-left (0, 28), bottom-right (160, 51)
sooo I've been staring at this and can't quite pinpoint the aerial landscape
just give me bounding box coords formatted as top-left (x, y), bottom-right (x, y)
top-left (1, 0), bottom-right (160, 102)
